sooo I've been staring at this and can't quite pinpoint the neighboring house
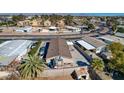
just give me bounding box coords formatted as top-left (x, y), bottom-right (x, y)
top-left (0, 40), bottom-right (32, 66)
top-left (49, 26), bottom-right (58, 32)
top-left (77, 25), bottom-right (89, 31)
top-left (115, 32), bottom-right (124, 38)
top-left (44, 20), bottom-right (51, 27)
top-left (45, 38), bottom-right (73, 68)
top-left (76, 36), bottom-right (106, 53)
top-left (97, 35), bottom-right (124, 45)
top-left (15, 26), bottom-right (32, 33)
top-left (66, 26), bottom-right (81, 32)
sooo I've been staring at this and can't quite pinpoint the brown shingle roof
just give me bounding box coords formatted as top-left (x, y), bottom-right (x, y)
top-left (46, 38), bottom-right (72, 59)
top-left (82, 36), bottom-right (106, 48)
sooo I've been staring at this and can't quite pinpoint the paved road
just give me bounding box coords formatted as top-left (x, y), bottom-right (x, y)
top-left (0, 32), bottom-right (99, 40)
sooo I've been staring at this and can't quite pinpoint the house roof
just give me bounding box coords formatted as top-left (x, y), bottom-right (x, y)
top-left (76, 40), bottom-right (95, 50)
top-left (0, 40), bottom-right (32, 66)
top-left (115, 32), bottom-right (124, 38)
top-left (82, 36), bottom-right (106, 48)
top-left (46, 38), bottom-right (72, 59)
top-left (98, 35), bottom-right (124, 45)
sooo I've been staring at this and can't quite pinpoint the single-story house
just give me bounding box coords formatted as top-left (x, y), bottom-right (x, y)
top-left (77, 26), bottom-right (89, 31)
top-left (97, 35), bottom-right (124, 45)
top-left (0, 40), bottom-right (32, 66)
top-left (49, 26), bottom-right (58, 31)
top-left (46, 38), bottom-right (72, 68)
top-left (15, 26), bottom-right (32, 33)
top-left (76, 36), bottom-right (106, 53)
top-left (115, 32), bottom-right (124, 38)
top-left (66, 26), bottom-right (81, 32)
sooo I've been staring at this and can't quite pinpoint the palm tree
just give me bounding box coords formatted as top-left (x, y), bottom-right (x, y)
top-left (91, 58), bottom-right (105, 71)
top-left (18, 55), bottom-right (45, 80)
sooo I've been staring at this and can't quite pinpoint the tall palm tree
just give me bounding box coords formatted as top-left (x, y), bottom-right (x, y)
top-left (91, 58), bottom-right (104, 71)
top-left (18, 55), bottom-right (45, 80)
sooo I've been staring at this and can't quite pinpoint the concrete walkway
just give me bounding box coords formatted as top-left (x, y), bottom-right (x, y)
top-left (69, 45), bottom-right (90, 66)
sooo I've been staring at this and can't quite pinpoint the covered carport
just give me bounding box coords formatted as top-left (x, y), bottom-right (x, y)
top-left (76, 40), bottom-right (96, 50)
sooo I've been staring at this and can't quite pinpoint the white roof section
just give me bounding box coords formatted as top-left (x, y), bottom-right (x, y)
top-left (15, 26), bottom-right (32, 32)
top-left (76, 40), bottom-right (95, 50)
top-left (49, 26), bottom-right (57, 30)
top-left (115, 32), bottom-right (124, 38)
top-left (0, 40), bottom-right (32, 66)
top-left (66, 41), bottom-right (73, 45)
top-left (77, 25), bottom-right (88, 28)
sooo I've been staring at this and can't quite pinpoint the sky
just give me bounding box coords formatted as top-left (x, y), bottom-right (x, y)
top-left (0, 13), bottom-right (124, 16)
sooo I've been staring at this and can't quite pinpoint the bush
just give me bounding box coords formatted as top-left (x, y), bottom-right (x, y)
top-left (28, 40), bottom-right (42, 56)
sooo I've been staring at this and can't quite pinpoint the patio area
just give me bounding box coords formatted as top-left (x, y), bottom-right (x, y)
top-left (69, 45), bottom-right (90, 67)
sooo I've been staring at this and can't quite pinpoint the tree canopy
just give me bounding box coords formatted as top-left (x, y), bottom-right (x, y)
top-left (12, 14), bottom-right (26, 22)
top-left (109, 42), bottom-right (124, 55)
top-left (18, 55), bottom-right (45, 79)
top-left (91, 58), bottom-right (105, 71)
top-left (108, 42), bottom-right (124, 74)
top-left (88, 23), bottom-right (95, 30)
